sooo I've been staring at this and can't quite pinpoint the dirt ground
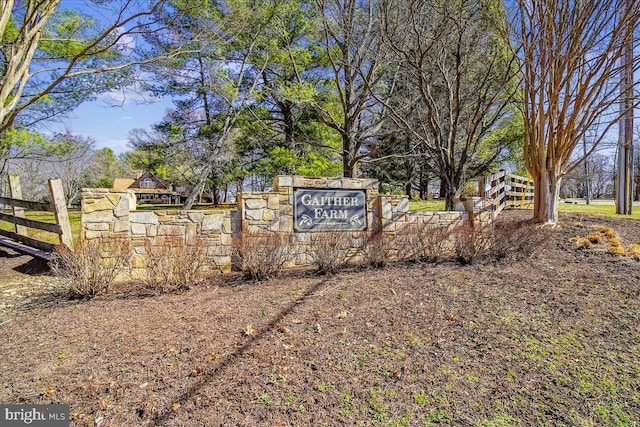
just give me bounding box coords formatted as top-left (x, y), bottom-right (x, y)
top-left (0, 210), bottom-right (639, 426)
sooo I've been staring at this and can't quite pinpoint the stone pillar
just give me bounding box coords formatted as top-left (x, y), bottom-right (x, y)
top-left (81, 189), bottom-right (134, 240)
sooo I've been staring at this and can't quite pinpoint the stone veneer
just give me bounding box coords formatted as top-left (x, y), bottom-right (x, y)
top-left (82, 176), bottom-right (487, 279)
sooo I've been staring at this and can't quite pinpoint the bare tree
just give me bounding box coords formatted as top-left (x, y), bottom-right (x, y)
top-left (7, 130), bottom-right (95, 204)
top-left (561, 153), bottom-right (613, 199)
top-left (46, 132), bottom-right (95, 206)
top-left (314, 0), bottom-right (393, 178)
top-left (511, 0), bottom-right (640, 224)
top-left (380, 0), bottom-right (520, 210)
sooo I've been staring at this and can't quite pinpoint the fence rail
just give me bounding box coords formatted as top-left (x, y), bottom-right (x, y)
top-left (479, 171), bottom-right (534, 217)
top-left (0, 175), bottom-right (73, 259)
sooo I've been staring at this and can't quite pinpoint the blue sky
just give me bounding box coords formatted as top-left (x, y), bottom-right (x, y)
top-left (52, 94), bottom-right (172, 155)
top-left (48, 0), bottom-right (173, 155)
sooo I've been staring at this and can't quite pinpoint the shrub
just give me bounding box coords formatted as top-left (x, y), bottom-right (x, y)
top-left (232, 231), bottom-right (296, 280)
top-left (490, 219), bottom-right (551, 259)
top-left (140, 238), bottom-right (211, 293)
top-left (361, 230), bottom-right (396, 268)
top-left (417, 224), bottom-right (454, 262)
top-left (452, 223), bottom-right (493, 265)
top-left (308, 231), bottom-right (353, 274)
top-left (50, 238), bottom-right (131, 298)
top-left (392, 224), bottom-right (423, 263)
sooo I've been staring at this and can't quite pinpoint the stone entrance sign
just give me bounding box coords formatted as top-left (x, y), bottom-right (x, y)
top-left (294, 188), bottom-right (367, 231)
top-left (81, 175), bottom-right (474, 276)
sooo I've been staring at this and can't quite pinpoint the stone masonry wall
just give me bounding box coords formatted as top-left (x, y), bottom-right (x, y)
top-left (378, 195), bottom-right (469, 232)
top-left (81, 189), bottom-right (238, 275)
top-left (238, 176), bottom-right (381, 267)
top-left (81, 176), bottom-right (487, 278)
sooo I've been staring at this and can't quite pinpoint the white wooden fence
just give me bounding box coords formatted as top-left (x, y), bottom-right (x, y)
top-left (478, 171), bottom-right (534, 216)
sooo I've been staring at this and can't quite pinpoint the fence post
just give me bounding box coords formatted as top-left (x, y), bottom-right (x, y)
top-left (48, 179), bottom-right (74, 251)
top-left (478, 176), bottom-right (486, 198)
top-left (8, 174), bottom-right (28, 237)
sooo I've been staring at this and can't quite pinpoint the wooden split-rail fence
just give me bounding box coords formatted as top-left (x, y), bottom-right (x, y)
top-left (0, 174), bottom-right (73, 260)
top-left (478, 170), bottom-right (535, 217)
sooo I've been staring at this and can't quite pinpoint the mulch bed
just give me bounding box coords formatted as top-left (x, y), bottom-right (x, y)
top-left (0, 210), bottom-right (639, 426)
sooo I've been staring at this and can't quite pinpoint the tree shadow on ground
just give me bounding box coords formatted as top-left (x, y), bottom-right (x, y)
top-left (151, 275), bottom-right (331, 426)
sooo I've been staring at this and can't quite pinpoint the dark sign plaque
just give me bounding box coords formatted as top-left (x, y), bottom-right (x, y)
top-left (294, 189), bottom-right (367, 231)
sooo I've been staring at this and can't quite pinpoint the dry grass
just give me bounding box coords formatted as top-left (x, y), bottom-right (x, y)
top-left (1, 211), bottom-right (639, 426)
top-left (586, 232), bottom-right (604, 244)
top-left (576, 237), bottom-right (593, 249)
top-left (626, 243), bottom-right (640, 259)
top-left (571, 220), bottom-right (640, 259)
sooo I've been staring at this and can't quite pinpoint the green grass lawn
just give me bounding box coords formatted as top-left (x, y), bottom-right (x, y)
top-left (408, 199), bottom-right (446, 211)
top-left (409, 198), bottom-right (640, 220)
top-left (557, 201), bottom-right (640, 219)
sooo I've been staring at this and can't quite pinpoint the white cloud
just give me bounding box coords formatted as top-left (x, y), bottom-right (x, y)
top-left (96, 138), bottom-right (130, 154)
top-left (114, 26), bottom-right (136, 52)
top-left (97, 86), bottom-right (162, 105)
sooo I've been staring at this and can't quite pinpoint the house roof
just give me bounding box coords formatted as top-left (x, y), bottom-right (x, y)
top-left (113, 178), bottom-right (135, 191)
top-left (129, 171), bottom-right (171, 190)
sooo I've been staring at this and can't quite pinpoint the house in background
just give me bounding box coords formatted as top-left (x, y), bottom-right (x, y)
top-left (113, 171), bottom-right (183, 204)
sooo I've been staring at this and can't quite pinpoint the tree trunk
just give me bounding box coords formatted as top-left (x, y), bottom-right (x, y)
top-left (211, 183), bottom-right (221, 205)
top-left (183, 164), bottom-right (213, 209)
top-left (533, 172), bottom-right (562, 224)
top-left (419, 171), bottom-right (429, 200)
top-left (342, 134), bottom-right (356, 178)
top-left (405, 181), bottom-right (412, 198)
top-left (282, 101), bottom-right (295, 152)
top-left (443, 180), bottom-right (457, 211)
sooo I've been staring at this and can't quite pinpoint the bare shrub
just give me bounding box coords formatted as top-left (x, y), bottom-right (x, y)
top-left (308, 231), bottom-right (353, 274)
top-left (490, 219), bottom-right (551, 259)
top-left (361, 230), bottom-right (396, 268)
top-left (417, 224), bottom-right (454, 262)
top-left (140, 238), bottom-right (211, 293)
top-left (452, 223), bottom-right (493, 265)
top-left (393, 224), bottom-right (423, 263)
top-left (231, 231), bottom-right (296, 280)
top-left (50, 238), bottom-right (131, 298)
top-left (389, 224), bottom-right (453, 263)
